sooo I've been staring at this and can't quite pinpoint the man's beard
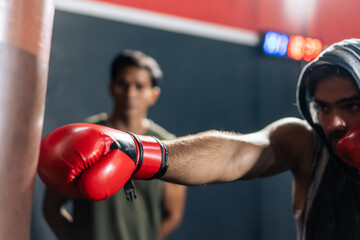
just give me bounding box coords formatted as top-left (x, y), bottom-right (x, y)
top-left (327, 130), bottom-right (347, 154)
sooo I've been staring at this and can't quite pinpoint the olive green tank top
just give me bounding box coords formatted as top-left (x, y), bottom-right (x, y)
top-left (70, 113), bottom-right (175, 240)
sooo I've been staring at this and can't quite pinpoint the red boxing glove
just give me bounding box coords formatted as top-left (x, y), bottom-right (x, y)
top-left (37, 123), bottom-right (167, 201)
top-left (337, 125), bottom-right (360, 173)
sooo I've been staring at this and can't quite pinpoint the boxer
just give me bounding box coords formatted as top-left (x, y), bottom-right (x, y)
top-left (39, 39), bottom-right (360, 240)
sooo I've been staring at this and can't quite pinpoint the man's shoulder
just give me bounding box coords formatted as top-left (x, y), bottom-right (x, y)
top-left (268, 117), bottom-right (312, 130)
top-left (147, 120), bottom-right (176, 140)
top-left (84, 112), bottom-right (108, 125)
top-left (265, 117), bottom-right (314, 139)
top-left (265, 117), bottom-right (315, 165)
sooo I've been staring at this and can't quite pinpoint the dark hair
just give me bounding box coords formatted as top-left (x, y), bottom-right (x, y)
top-left (305, 63), bottom-right (355, 97)
top-left (110, 50), bottom-right (163, 87)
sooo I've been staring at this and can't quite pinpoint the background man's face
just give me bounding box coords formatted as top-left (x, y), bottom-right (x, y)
top-left (314, 76), bottom-right (360, 154)
top-left (110, 66), bottom-right (159, 118)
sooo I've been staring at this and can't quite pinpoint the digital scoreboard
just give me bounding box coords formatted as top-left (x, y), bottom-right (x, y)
top-left (262, 31), bottom-right (323, 62)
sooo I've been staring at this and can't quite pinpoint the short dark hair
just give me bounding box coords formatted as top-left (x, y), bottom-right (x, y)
top-left (305, 63), bottom-right (355, 97)
top-left (110, 50), bottom-right (163, 87)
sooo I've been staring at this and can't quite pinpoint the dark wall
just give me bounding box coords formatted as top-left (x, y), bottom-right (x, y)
top-left (31, 10), bottom-right (303, 240)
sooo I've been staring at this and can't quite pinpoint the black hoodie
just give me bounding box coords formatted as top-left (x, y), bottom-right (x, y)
top-left (296, 39), bottom-right (360, 240)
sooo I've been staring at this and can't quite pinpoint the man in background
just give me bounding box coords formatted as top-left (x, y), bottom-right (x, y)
top-left (42, 50), bottom-right (186, 240)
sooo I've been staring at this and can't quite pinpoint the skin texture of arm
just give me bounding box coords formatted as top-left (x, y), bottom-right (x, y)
top-left (162, 117), bottom-right (315, 186)
top-left (160, 182), bottom-right (186, 239)
top-left (42, 188), bottom-right (72, 240)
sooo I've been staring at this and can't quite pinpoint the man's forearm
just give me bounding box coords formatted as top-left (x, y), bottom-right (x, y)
top-left (162, 131), bottom-right (245, 185)
top-left (44, 208), bottom-right (72, 240)
top-left (159, 183), bottom-right (186, 239)
top-left (43, 189), bottom-right (72, 240)
top-left (160, 214), bottom-right (183, 239)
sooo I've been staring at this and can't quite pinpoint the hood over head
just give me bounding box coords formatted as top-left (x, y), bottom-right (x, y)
top-left (296, 38), bottom-right (360, 180)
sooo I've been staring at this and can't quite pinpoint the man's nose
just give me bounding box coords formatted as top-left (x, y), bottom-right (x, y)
top-left (327, 111), bottom-right (347, 132)
top-left (126, 85), bottom-right (137, 98)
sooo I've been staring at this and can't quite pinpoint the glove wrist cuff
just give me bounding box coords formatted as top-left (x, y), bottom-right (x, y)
top-left (131, 134), bottom-right (167, 179)
top-left (151, 138), bottom-right (168, 179)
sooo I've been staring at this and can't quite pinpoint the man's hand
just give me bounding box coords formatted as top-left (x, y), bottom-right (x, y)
top-left (38, 123), bottom-right (167, 201)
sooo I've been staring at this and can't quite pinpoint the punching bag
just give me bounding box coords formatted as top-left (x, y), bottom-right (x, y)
top-left (0, 1), bottom-right (55, 239)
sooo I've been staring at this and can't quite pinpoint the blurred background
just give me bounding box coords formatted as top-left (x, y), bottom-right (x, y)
top-left (31, 0), bottom-right (360, 239)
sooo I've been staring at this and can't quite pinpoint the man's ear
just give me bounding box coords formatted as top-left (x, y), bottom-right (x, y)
top-left (150, 87), bottom-right (161, 105)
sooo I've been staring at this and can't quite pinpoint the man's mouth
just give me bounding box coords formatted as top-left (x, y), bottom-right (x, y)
top-left (328, 131), bottom-right (347, 143)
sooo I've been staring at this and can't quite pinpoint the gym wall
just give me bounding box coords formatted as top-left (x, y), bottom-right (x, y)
top-left (31, 9), bottom-right (302, 240)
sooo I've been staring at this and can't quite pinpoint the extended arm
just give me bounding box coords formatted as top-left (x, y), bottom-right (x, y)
top-left (162, 117), bottom-right (314, 185)
top-left (37, 118), bottom-right (314, 201)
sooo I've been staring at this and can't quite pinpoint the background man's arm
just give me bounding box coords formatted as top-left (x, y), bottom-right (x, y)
top-left (162, 117), bottom-right (314, 185)
top-left (43, 188), bottom-right (72, 240)
top-left (160, 183), bottom-right (186, 239)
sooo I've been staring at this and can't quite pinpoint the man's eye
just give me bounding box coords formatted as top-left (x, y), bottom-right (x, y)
top-left (346, 103), bottom-right (360, 111)
top-left (316, 103), bottom-right (328, 112)
top-left (136, 84), bottom-right (144, 90)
